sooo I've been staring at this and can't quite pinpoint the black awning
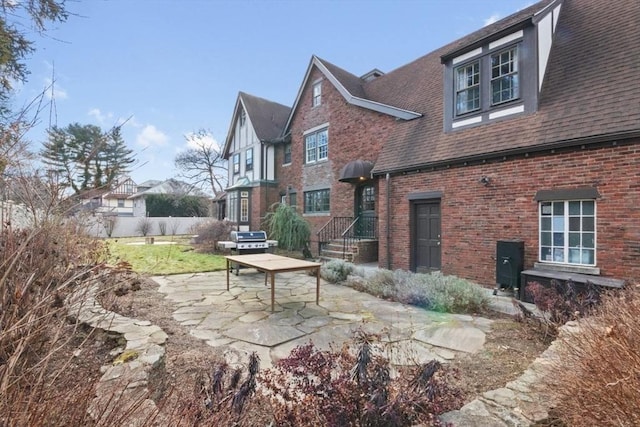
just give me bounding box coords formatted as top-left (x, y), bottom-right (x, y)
top-left (338, 160), bottom-right (374, 183)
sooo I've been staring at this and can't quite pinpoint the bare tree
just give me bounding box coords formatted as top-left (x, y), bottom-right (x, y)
top-left (174, 129), bottom-right (227, 197)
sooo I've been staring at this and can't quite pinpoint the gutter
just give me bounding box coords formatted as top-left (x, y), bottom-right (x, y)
top-left (386, 173), bottom-right (391, 270)
top-left (372, 130), bottom-right (640, 177)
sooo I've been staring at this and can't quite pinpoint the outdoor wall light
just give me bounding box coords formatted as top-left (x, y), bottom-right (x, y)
top-left (479, 176), bottom-right (491, 186)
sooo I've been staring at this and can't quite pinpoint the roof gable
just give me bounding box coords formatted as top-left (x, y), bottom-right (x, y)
top-left (222, 92), bottom-right (291, 158)
top-left (284, 55), bottom-right (422, 132)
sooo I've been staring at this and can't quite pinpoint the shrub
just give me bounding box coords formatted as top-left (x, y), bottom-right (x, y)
top-left (182, 331), bottom-right (464, 426)
top-left (320, 259), bottom-right (354, 283)
top-left (547, 286), bottom-right (640, 426)
top-left (158, 220), bottom-right (167, 235)
top-left (0, 221), bottom-right (113, 424)
top-left (135, 217), bottom-right (152, 236)
top-left (191, 219), bottom-right (235, 253)
top-left (263, 203), bottom-right (311, 257)
top-left (350, 269), bottom-right (488, 314)
top-left (525, 279), bottom-right (601, 338)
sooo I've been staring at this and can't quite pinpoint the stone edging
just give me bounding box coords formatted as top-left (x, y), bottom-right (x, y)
top-left (439, 322), bottom-right (574, 426)
top-left (66, 283), bottom-right (168, 424)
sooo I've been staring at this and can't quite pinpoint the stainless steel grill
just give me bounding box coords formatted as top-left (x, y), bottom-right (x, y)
top-left (230, 230), bottom-right (269, 251)
top-left (229, 230), bottom-right (269, 275)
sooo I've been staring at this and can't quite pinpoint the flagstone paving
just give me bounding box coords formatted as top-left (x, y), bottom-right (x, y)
top-left (70, 268), bottom-right (556, 426)
top-left (152, 269), bottom-right (492, 370)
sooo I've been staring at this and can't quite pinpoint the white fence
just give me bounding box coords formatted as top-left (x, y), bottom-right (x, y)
top-left (83, 216), bottom-right (212, 238)
top-left (0, 201), bottom-right (215, 238)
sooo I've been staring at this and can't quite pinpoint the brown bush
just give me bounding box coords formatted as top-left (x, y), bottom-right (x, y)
top-left (191, 219), bottom-right (235, 253)
top-left (547, 286), bottom-right (640, 426)
top-left (0, 221), bottom-right (113, 425)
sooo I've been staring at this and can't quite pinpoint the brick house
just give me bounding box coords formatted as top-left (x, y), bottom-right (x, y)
top-left (222, 92), bottom-right (291, 231)
top-left (368, 0), bottom-right (639, 291)
top-left (276, 56), bottom-right (418, 262)
top-left (223, 0), bottom-right (639, 292)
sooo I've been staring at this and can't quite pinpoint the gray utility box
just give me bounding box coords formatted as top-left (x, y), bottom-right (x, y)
top-left (495, 240), bottom-right (524, 296)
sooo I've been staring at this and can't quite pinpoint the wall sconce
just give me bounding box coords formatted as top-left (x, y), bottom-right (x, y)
top-left (479, 176), bottom-right (491, 186)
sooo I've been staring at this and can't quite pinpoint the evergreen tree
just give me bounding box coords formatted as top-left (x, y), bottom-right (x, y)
top-left (41, 123), bottom-right (136, 194)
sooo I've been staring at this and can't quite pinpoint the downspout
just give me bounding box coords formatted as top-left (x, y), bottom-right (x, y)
top-left (386, 173), bottom-right (391, 270)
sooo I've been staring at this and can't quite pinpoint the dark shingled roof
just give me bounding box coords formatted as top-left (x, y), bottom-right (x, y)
top-left (316, 57), bottom-right (368, 99)
top-left (370, 0), bottom-right (640, 174)
top-left (239, 92), bottom-right (291, 142)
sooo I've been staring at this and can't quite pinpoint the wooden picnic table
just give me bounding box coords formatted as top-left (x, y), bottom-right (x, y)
top-left (225, 253), bottom-right (322, 312)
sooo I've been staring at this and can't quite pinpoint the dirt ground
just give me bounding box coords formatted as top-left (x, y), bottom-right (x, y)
top-left (108, 277), bottom-right (549, 401)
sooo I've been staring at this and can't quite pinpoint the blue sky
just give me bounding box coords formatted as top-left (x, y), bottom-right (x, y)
top-left (15, 0), bottom-right (534, 185)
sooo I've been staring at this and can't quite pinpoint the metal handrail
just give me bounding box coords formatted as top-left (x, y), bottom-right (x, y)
top-left (316, 216), bottom-right (353, 255)
top-left (341, 216), bottom-right (378, 258)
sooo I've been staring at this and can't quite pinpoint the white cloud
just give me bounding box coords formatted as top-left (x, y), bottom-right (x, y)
top-left (136, 124), bottom-right (169, 147)
top-left (43, 77), bottom-right (68, 100)
top-left (484, 14), bottom-right (501, 26)
top-left (88, 108), bottom-right (114, 124)
top-left (184, 131), bottom-right (221, 151)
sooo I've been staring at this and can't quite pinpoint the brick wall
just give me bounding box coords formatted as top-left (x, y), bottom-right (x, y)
top-left (278, 67), bottom-right (396, 254)
top-left (378, 141), bottom-right (640, 286)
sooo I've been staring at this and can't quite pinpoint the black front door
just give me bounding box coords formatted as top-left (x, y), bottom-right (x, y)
top-left (414, 201), bottom-right (441, 273)
top-left (355, 184), bottom-right (375, 237)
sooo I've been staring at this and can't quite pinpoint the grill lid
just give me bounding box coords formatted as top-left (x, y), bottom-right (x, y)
top-left (231, 230), bottom-right (268, 242)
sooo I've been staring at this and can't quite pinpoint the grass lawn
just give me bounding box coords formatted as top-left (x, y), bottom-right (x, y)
top-left (106, 236), bottom-right (227, 275)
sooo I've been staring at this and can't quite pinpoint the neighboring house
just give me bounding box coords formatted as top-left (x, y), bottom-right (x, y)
top-left (222, 92), bottom-right (291, 231)
top-left (77, 177), bottom-right (137, 217)
top-left (129, 178), bottom-right (210, 217)
top-left (223, 0), bottom-right (639, 291)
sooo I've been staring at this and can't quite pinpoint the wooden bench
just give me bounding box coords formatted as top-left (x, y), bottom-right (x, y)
top-left (520, 269), bottom-right (625, 303)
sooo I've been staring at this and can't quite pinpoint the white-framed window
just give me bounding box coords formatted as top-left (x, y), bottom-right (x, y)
top-left (245, 148), bottom-right (253, 171)
top-left (304, 189), bottom-right (330, 213)
top-left (233, 153), bottom-right (240, 174)
top-left (305, 128), bottom-right (328, 164)
top-left (453, 45), bottom-right (520, 117)
top-left (539, 200), bottom-right (596, 266)
top-left (312, 81), bottom-right (322, 107)
top-left (240, 197), bottom-right (249, 222)
top-left (491, 47), bottom-right (519, 105)
top-left (117, 198), bottom-right (125, 208)
top-left (227, 191), bottom-right (238, 222)
top-left (455, 61), bottom-right (480, 115)
top-left (240, 109), bottom-right (246, 127)
top-left (283, 143), bottom-right (291, 164)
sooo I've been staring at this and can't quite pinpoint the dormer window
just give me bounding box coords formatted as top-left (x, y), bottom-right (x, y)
top-left (312, 81), bottom-right (322, 107)
top-left (491, 47), bottom-right (519, 105)
top-left (455, 62), bottom-right (480, 115)
top-left (443, 26), bottom-right (540, 132)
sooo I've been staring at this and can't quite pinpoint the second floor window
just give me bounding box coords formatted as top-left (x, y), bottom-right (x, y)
top-left (453, 45), bottom-right (520, 118)
top-left (246, 148), bottom-right (253, 171)
top-left (455, 62), bottom-right (480, 115)
top-left (312, 81), bottom-right (322, 107)
top-left (284, 143), bottom-right (291, 164)
top-left (491, 47), bottom-right (519, 105)
top-left (305, 128), bottom-right (328, 164)
top-left (233, 153), bottom-right (240, 174)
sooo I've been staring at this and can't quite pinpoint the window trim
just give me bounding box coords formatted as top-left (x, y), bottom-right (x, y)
top-left (304, 127), bottom-right (328, 164)
top-left (245, 148), bottom-right (253, 171)
top-left (303, 189), bottom-right (330, 214)
top-left (312, 81), bottom-right (322, 107)
top-left (490, 46), bottom-right (519, 106)
top-left (232, 153), bottom-right (240, 174)
top-left (283, 142), bottom-right (292, 165)
top-left (538, 199), bottom-right (597, 267)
